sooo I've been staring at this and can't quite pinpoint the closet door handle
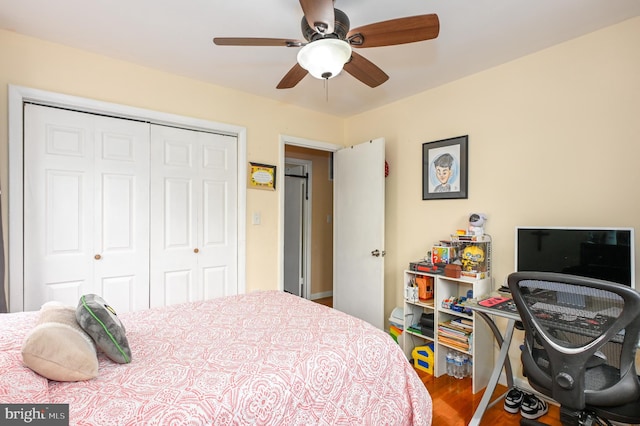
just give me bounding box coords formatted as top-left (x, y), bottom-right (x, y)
top-left (194, 248), bottom-right (199, 254)
top-left (94, 254), bottom-right (102, 260)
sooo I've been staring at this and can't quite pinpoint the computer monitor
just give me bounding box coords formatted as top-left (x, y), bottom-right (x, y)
top-left (515, 227), bottom-right (635, 290)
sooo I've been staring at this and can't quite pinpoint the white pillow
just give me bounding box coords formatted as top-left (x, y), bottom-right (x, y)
top-left (22, 302), bottom-right (99, 381)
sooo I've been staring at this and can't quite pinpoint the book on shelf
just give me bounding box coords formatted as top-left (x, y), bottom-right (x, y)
top-left (439, 319), bottom-right (472, 333)
top-left (408, 326), bottom-right (423, 335)
top-left (438, 319), bottom-right (473, 349)
top-left (438, 334), bottom-right (469, 347)
top-left (438, 335), bottom-right (470, 351)
top-left (438, 331), bottom-right (471, 345)
top-left (438, 328), bottom-right (470, 341)
top-left (437, 324), bottom-right (468, 336)
top-left (442, 320), bottom-right (471, 332)
top-left (454, 318), bottom-right (473, 327)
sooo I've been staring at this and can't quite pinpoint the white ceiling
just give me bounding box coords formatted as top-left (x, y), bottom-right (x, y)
top-left (2, 0), bottom-right (639, 117)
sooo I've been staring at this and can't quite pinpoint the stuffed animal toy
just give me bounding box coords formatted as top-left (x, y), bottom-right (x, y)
top-left (468, 213), bottom-right (487, 236)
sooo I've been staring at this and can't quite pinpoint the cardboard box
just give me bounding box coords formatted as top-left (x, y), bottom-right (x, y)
top-left (432, 246), bottom-right (455, 264)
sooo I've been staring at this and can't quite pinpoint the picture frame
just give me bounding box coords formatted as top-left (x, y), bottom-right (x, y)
top-left (422, 135), bottom-right (468, 200)
top-left (248, 162), bottom-right (277, 191)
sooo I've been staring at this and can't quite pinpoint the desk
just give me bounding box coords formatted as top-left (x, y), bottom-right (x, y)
top-left (467, 293), bottom-right (636, 425)
top-left (466, 296), bottom-right (520, 426)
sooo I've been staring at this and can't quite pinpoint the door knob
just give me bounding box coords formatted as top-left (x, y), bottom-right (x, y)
top-left (194, 248), bottom-right (199, 253)
top-left (94, 254), bottom-right (102, 260)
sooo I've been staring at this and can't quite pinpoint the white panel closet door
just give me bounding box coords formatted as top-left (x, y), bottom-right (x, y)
top-left (23, 104), bottom-right (150, 312)
top-left (149, 125), bottom-right (238, 307)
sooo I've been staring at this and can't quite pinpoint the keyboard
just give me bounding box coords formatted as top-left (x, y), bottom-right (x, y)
top-left (531, 302), bottom-right (598, 319)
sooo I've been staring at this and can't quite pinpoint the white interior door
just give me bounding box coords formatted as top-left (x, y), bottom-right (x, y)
top-left (24, 104), bottom-right (150, 312)
top-left (333, 138), bottom-right (385, 329)
top-left (150, 125), bottom-right (238, 307)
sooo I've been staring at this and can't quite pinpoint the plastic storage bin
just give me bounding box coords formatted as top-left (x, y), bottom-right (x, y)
top-left (412, 342), bottom-right (435, 374)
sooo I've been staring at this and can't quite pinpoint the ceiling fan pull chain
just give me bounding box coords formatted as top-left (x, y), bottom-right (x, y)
top-left (325, 78), bottom-right (329, 102)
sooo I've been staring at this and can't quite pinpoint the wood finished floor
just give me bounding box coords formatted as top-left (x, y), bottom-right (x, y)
top-left (312, 297), bottom-right (561, 425)
top-left (418, 370), bottom-right (561, 425)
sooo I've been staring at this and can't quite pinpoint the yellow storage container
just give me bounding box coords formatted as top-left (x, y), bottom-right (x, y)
top-left (412, 342), bottom-right (434, 375)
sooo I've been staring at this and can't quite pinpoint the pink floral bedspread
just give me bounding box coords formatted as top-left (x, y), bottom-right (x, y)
top-left (0, 291), bottom-right (432, 425)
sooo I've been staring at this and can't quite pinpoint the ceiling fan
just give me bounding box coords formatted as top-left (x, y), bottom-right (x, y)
top-left (213, 0), bottom-right (439, 89)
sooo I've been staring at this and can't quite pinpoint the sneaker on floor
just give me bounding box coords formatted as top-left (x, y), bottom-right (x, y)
top-left (503, 387), bottom-right (524, 413)
top-left (520, 393), bottom-right (549, 419)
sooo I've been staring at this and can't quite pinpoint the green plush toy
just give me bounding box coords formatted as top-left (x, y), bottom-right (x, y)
top-left (76, 294), bottom-right (132, 364)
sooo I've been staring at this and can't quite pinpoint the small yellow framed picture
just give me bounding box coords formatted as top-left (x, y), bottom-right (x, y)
top-left (248, 162), bottom-right (277, 191)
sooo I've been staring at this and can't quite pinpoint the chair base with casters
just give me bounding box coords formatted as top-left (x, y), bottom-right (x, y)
top-left (520, 407), bottom-right (615, 426)
top-left (508, 272), bottom-right (640, 426)
top-left (559, 408), bottom-right (610, 426)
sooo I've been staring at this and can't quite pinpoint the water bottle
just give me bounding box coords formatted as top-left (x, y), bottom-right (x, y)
top-left (446, 351), bottom-right (454, 376)
top-left (461, 354), bottom-right (470, 378)
top-left (453, 353), bottom-right (464, 379)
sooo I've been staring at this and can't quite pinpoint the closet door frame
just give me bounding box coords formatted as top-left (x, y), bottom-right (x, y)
top-left (7, 85), bottom-right (247, 312)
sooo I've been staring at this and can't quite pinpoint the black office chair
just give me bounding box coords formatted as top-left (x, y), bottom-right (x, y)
top-left (508, 271), bottom-right (640, 426)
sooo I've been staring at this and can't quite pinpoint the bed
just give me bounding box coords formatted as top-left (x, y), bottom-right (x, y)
top-left (0, 290), bottom-right (432, 425)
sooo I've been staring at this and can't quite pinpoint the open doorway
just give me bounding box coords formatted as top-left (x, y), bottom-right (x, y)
top-left (283, 159), bottom-right (311, 298)
top-left (280, 136), bottom-right (385, 327)
top-left (283, 144), bottom-right (334, 302)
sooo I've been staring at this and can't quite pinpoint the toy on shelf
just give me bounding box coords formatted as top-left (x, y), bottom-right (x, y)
top-left (468, 213), bottom-right (487, 236)
top-left (461, 245), bottom-right (485, 273)
top-left (457, 240), bottom-right (490, 279)
top-left (416, 275), bottom-right (434, 301)
top-left (412, 343), bottom-right (435, 374)
top-left (447, 213), bottom-right (492, 279)
top-left (389, 325), bottom-right (403, 343)
top-left (432, 245), bottom-right (455, 265)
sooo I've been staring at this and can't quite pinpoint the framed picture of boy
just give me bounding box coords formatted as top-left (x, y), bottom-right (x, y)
top-left (422, 135), bottom-right (468, 200)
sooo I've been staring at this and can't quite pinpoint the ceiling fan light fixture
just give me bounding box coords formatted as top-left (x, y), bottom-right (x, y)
top-left (297, 38), bottom-right (352, 80)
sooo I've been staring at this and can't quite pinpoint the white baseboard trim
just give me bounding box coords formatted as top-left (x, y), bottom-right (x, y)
top-left (311, 291), bottom-right (333, 300)
top-left (514, 377), bottom-right (559, 408)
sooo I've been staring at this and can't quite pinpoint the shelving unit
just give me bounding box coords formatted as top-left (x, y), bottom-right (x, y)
top-left (403, 270), bottom-right (494, 394)
top-left (403, 272), bottom-right (436, 350)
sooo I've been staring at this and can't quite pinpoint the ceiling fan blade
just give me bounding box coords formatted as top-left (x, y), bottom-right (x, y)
top-left (299, 0), bottom-right (335, 35)
top-left (343, 52), bottom-right (389, 88)
top-left (277, 63), bottom-right (308, 89)
top-left (347, 14), bottom-right (440, 48)
top-left (213, 37), bottom-right (304, 47)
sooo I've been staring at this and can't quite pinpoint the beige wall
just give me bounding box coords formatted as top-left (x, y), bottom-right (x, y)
top-left (0, 29), bottom-right (344, 299)
top-left (284, 146), bottom-right (334, 296)
top-left (2, 15), bottom-right (639, 322)
top-left (345, 16), bottom-right (640, 378)
top-left (345, 16), bottom-right (640, 317)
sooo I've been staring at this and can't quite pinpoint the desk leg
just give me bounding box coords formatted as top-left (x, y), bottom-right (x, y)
top-left (476, 311), bottom-right (514, 390)
top-left (468, 318), bottom-right (516, 426)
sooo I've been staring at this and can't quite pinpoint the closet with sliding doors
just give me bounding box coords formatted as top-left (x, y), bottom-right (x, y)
top-left (21, 103), bottom-right (238, 312)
